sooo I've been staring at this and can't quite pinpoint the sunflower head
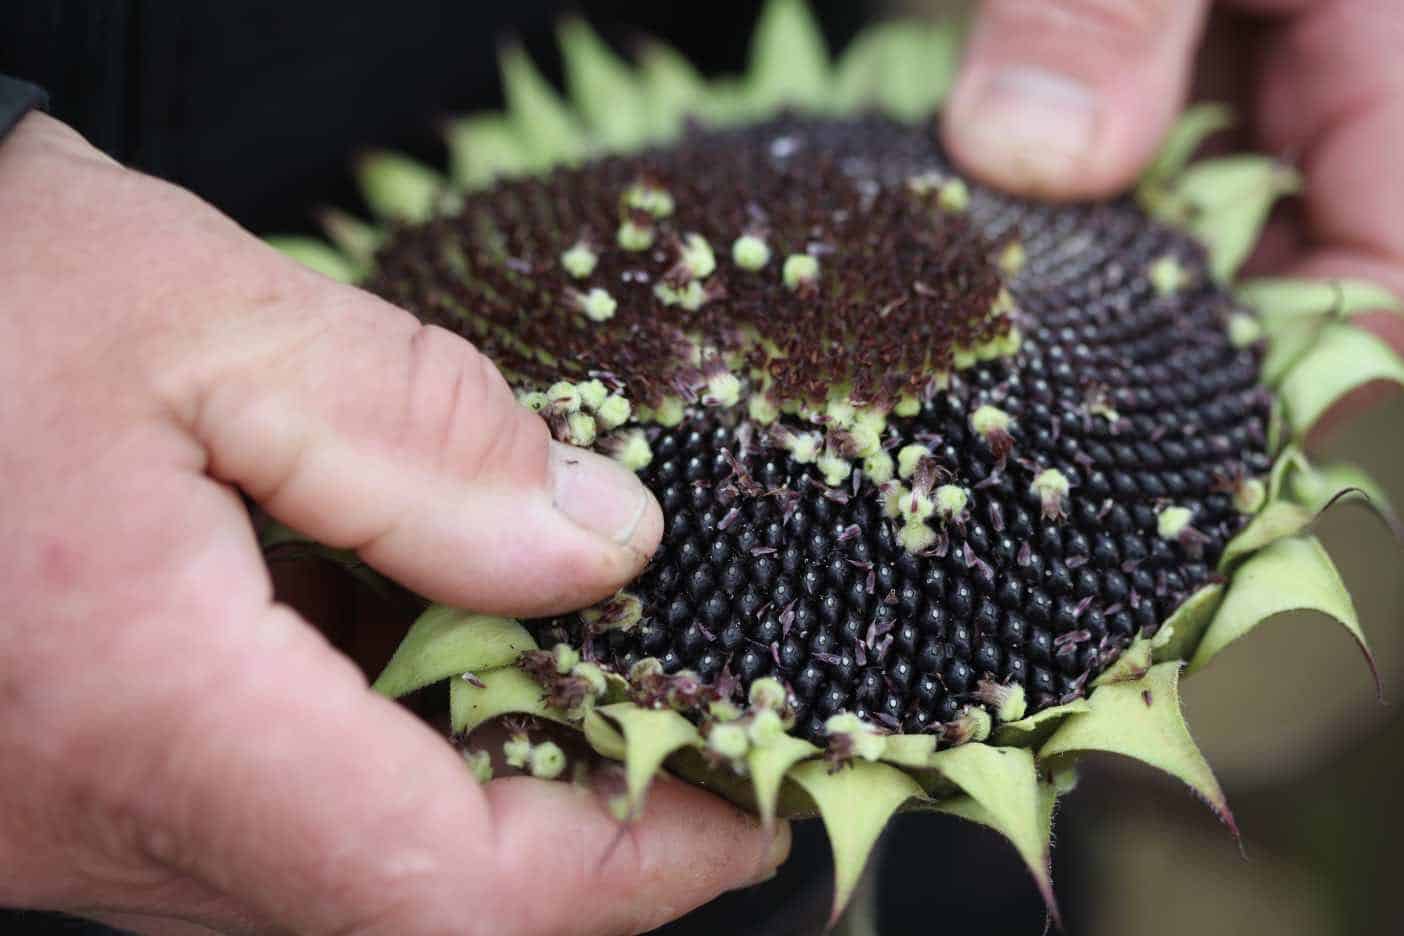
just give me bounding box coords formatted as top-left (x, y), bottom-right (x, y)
top-left (268, 0), bottom-right (1403, 924)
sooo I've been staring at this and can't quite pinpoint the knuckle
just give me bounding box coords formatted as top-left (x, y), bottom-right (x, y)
top-left (403, 324), bottom-right (544, 479)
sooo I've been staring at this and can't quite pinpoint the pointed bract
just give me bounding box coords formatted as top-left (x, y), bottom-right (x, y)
top-left (444, 114), bottom-right (531, 191)
top-left (930, 744), bottom-right (1057, 921)
top-left (1237, 276), bottom-right (1401, 327)
top-left (354, 150), bottom-right (446, 223)
top-left (1041, 662), bottom-right (1237, 838)
top-left (315, 207), bottom-right (383, 274)
top-left (598, 702), bottom-right (702, 817)
top-left (832, 20), bottom-right (959, 122)
top-left (638, 38), bottom-right (709, 141)
top-left (371, 606), bottom-right (536, 698)
top-left (1218, 501), bottom-right (1313, 571)
top-left (788, 759), bottom-right (924, 924)
top-left (498, 41), bottom-right (589, 170)
top-left (1191, 536), bottom-right (1378, 695)
top-left (1162, 155), bottom-right (1300, 281)
top-left (450, 665), bottom-right (571, 735)
top-left (746, 734), bottom-right (822, 828)
top-left (747, 0), bottom-right (831, 114)
top-left (1280, 322), bottom-right (1404, 441)
top-left (1140, 102), bottom-right (1233, 194)
top-left (558, 17), bottom-right (652, 151)
top-left (1148, 583), bottom-right (1225, 666)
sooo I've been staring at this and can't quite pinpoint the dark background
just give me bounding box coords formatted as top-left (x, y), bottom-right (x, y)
top-left (0, 0), bottom-right (867, 235)
top-left (4, 2), bottom-right (1403, 935)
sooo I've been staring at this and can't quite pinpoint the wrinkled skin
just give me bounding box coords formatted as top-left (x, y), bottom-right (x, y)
top-left (3, 0), bottom-right (1402, 932)
top-left (0, 114), bottom-right (785, 936)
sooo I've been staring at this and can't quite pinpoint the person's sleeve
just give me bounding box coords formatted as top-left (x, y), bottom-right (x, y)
top-left (0, 75), bottom-right (48, 141)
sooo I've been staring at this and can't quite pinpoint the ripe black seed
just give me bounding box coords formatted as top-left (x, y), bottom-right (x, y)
top-left (378, 115), bottom-right (1267, 734)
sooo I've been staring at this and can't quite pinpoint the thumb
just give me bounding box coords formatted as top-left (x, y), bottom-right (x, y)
top-left (141, 607), bottom-right (788, 935)
top-left (181, 251), bottom-right (662, 617)
top-left (942, 0), bottom-right (1211, 199)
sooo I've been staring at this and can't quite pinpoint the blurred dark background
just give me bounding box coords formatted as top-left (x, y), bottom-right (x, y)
top-left (3, 1), bottom-right (1402, 934)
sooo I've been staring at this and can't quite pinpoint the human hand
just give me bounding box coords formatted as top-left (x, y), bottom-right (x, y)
top-left (943, 0), bottom-right (1404, 350)
top-left (0, 112), bottom-right (788, 935)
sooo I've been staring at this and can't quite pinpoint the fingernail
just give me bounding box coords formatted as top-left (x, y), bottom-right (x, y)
top-left (549, 440), bottom-right (659, 551)
top-left (952, 66), bottom-right (1098, 190)
top-left (741, 820), bottom-right (792, 889)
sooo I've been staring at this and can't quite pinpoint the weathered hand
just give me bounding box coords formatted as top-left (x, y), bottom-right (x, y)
top-left (944, 0), bottom-right (1404, 349)
top-left (0, 112), bottom-right (787, 936)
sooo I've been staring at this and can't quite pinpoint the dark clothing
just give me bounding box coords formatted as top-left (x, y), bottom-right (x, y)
top-left (0, 0), bottom-right (863, 235)
top-left (0, 74), bottom-right (45, 139)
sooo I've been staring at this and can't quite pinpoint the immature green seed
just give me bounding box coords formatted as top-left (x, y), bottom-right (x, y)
top-left (898, 520), bottom-right (937, 554)
top-left (561, 241), bottom-right (598, 278)
top-left (596, 394), bottom-right (632, 430)
top-left (654, 280), bottom-right (708, 310)
top-left (892, 393), bottom-right (922, 418)
top-left (732, 234), bottom-right (772, 271)
top-left (548, 380), bottom-right (582, 413)
top-left (825, 396), bottom-right (857, 428)
top-left (938, 178), bottom-right (970, 213)
top-left (748, 394), bottom-right (780, 424)
top-left (1031, 468), bottom-right (1071, 520)
top-left (817, 451), bottom-right (853, 487)
top-left (519, 390), bottom-right (549, 413)
top-left (606, 428), bottom-right (653, 471)
top-left (998, 240), bottom-right (1027, 276)
top-left (1157, 505), bottom-right (1194, 540)
top-left (552, 643), bottom-right (581, 675)
top-left (848, 424), bottom-right (882, 459)
top-left (970, 404), bottom-right (1011, 438)
top-left (679, 233), bottom-right (717, 279)
top-left (824, 713), bottom-right (887, 761)
top-left (566, 411), bottom-right (597, 446)
top-left (782, 253), bottom-right (820, 291)
top-left (652, 396), bottom-right (686, 427)
top-left (976, 680), bottom-right (1028, 723)
top-left (463, 748), bottom-right (493, 783)
top-left (898, 488), bottom-right (935, 524)
top-left (863, 450), bottom-right (895, 485)
top-left (881, 483), bottom-right (908, 520)
top-left (618, 219), bottom-right (656, 251)
top-left (951, 707), bottom-right (992, 744)
top-left (703, 371), bottom-right (742, 408)
top-left (576, 378), bottom-right (608, 411)
top-left (934, 484), bottom-right (969, 521)
top-left (896, 443), bottom-right (930, 479)
top-left (578, 287), bottom-right (618, 323)
top-left (785, 430), bottom-right (823, 464)
top-left (624, 181), bottom-right (675, 218)
top-left (1149, 255), bottom-right (1189, 296)
top-left (503, 735), bottom-right (532, 769)
top-left (748, 676), bottom-right (789, 711)
top-left (1228, 312), bottom-right (1264, 348)
top-left (572, 661), bottom-right (609, 697)
top-left (528, 741), bottom-right (567, 780)
top-left (707, 722), bottom-right (750, 760)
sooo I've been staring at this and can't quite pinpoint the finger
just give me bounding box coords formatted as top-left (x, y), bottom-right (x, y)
top-left (1253, 0), bottom-right (1404, 261)
top-left (942, 0), bottom-right (1211, 199)
top-left (178, 256), bottom-right (662, 617)
top-left (131, 607), bottom-right (787, 936)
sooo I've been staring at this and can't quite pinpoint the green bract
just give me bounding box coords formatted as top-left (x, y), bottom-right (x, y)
top-left (266, 0), bottom-right (1402, 926)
